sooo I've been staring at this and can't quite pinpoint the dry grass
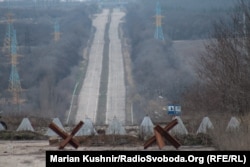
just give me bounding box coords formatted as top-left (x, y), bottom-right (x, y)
top-left (209, 113), bottom-right (250, 150)
top-left (181, 110), bottom-right (250, 150)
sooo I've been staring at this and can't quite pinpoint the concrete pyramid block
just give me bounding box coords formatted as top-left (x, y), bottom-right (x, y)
top-left (0, 120), bottom-right (7, 131)
top-left (196, 117), bottom-right (214, 134)
top-left (170, 116), bottom-right (188, 135)
top-left (76, 117), bottom-right (97, 136)
top-left (139, 116), bottom-right (154, 140)
top-left (106, 116), bottom-right (126, 135)
top-left (0, 123), bottom-right (5, 131)
top-left (16, 118), bottom-right (34, 132)
top-left (45, 118), bottom-right (65, 136)
top-left (0, 121), bottom-right (7, 130)
top-left (226, 117), bottom-right (240, 132)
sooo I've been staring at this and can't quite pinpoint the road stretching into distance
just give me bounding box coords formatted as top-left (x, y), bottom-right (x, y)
top-left (75, 9), bottom-right (108, 124)
top-left (106, 9), bottom-right (126, 125)
top-left (75, 9), bottom-right (126, 125)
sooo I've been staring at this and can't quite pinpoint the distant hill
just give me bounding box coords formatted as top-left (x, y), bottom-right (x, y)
top-left (172, 39), bottom-right (207, 78)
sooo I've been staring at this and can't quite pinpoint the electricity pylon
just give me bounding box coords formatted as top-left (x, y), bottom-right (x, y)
top-left (8, 29), bottom-right (24, 110)
top-left (54, 20), bottom-right (61, 42)
top-left (2, 13), bottom-right (14, 54)
top-left (154, 1), bottom-right (164, 41)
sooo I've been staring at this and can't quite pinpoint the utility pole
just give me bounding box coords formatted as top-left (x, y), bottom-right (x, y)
top-left (66, 82), bottom-right (79, 125)
top-left (242, 11), bottom-right (248, 57)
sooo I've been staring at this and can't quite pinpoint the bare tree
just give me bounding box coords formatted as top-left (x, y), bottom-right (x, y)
top-left (196, 0), bottom-right (250, 114)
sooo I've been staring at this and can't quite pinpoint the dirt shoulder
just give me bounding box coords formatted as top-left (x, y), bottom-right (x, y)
top-left (0, 140), bottom-right (215, 167)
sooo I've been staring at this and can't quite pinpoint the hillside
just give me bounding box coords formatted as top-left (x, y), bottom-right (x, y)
top-left (172, 39), bottom-right (207, 78)
top-left (123, 0), bottom-right (235, 123)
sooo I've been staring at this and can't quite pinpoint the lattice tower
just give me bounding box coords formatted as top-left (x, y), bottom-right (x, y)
top-left (54, 20), bottom-right (61, 42)
top-left (8, 29), bottom-right (23, 106)
top-left (2, 13), bottom-right (14, 54)
top-left (154, 2), bottom-right (164, 41)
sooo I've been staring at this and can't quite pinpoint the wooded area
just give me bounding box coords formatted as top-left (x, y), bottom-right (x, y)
top-left (0, 4), bottom-right (97, 119)
top-left (184, 0), bottom-right (250, 115)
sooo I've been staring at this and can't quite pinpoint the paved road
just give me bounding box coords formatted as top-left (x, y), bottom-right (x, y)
top-left (76, 9), bottom-right (126, 125)
top-left (106, 9), bottom-right (126, 124)
top-left (75, 9), bottom-right (109, 124)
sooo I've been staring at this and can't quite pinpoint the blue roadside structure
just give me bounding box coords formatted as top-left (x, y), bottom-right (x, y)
top-left (167, 104), bottom-right (181, 116)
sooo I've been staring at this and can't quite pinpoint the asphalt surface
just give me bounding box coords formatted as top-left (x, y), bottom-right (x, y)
top-left (75, 9), bottom-right (109, 124)
top-left (76, 9), bottom-right (126, 125)
top-left (106, 9), bottom-right (126, 125)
